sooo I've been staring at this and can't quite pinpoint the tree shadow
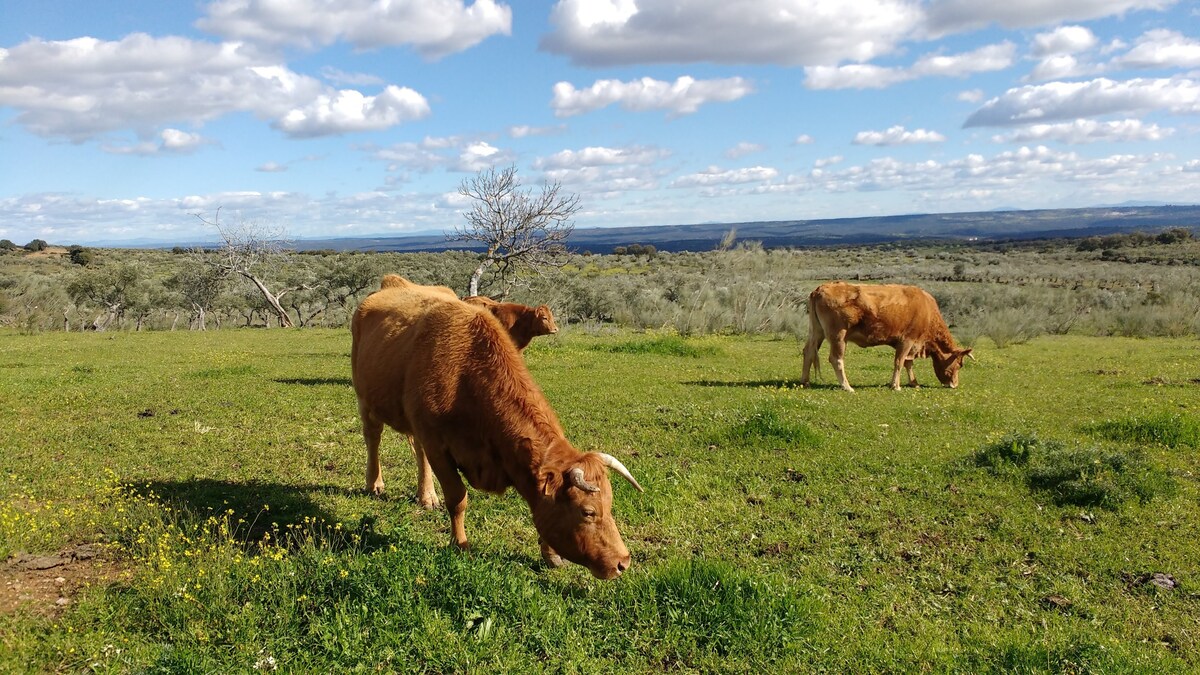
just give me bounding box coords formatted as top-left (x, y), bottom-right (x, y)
top-left (274, 377), bottom-right (353, 387)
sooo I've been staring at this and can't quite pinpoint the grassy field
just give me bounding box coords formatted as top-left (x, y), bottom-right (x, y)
top-left (1, 327), bottom-right (1198, 672)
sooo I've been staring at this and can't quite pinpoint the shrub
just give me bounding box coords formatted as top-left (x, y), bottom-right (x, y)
top-left (1086, 413), bottom-right (1200, 448)
top-left (973, 433), bottom-right (1053, 472)
top-left (1026, 446), bottom-right (1174, 509)
top-left (596, 335), bottom-right (719, 357)
top-left (969, 434), bottom-right (1174, 509)
top-left (721, 409), bottom-right (822, 448)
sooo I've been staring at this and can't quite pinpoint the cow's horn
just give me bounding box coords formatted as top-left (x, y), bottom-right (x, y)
top-left (566, 467), bottom-right (600, 493)
top-left (597, 453), bottom-right (644, 493)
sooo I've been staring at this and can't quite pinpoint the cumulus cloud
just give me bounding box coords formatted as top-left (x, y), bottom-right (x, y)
top-left (805, 42), bottom-right (1014, 89)
top-left (320, 66), bottom-right (385, 86)
top-left (274, 85), bottom-right (430, 137)
top-left (541, 0), bottom-right (921, 67)
top-left (853, 126), bottom-right (947, 145)
top-left (670, 166), bottom-right (778, 188)
top-left (0, 34), bottom-right (431, 141)
top-left (990, 118), bottom-right (1173, 143)
top-left (958, 89), bottom-right (985, 103)
top-left (1031, 25), bottom-right (1098, 57)
top-left (100, 128), bottom-right (210, 155)
top-left (198, 0), bottom-right (512, 58)
top-left (794, 134), bottom-right (815, 144)
top-left (924, 0), bottom-right (1175, 36)
top-left (964, 77), bottom-right (1200, 127)
top-left (551, 76), bottom-right (753, 117)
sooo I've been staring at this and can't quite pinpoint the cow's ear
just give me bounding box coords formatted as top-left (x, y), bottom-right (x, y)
top-left (539, 469), bottom-right (563, 497)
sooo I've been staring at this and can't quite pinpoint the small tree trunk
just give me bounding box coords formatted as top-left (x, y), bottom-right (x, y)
top-left (468, 256), bottom-right (493, 297)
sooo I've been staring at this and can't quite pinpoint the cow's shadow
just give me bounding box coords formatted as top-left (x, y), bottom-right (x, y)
top-left (274, 377), bottom-right (353, 387)
top-left (686, 378), bottom-right (804, 389)
top-left (137, 477), bottom-right (390, 553)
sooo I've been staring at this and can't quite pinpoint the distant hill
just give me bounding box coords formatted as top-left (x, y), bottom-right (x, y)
top-left (294, 205), bottom-right (1200, 254)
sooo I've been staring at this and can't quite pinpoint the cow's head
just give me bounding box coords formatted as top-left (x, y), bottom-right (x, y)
top-left (931, 348), bottom-right (973, 388)
top-left (533, 446), bottom-right (642, 579)
top-left (533, 305), bottom-right (558, 336)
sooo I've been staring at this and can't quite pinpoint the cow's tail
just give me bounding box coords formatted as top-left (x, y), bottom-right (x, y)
top-left (804, 289), bottom-right (821, 379)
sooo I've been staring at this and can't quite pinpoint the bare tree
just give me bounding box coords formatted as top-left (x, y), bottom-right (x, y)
top-left (194, 209), bottom-right (306, 328)
top-left (450, 165), bottom-right (580, 297)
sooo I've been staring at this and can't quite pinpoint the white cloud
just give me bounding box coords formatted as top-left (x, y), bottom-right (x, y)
top-left (965, 77), bottom-right (1200, 127)
top-left (455, 141), bottom-right (514, 172)
top-left (725, 142), bottom-right (765, 159)
top-left (508, 124), bottom-right (566, 138)
top-left (1111, 29), bottom-right (1200, 69)
top-left (958, 89), bottom-right (985, 103)
top-left (0, 34), bottom-right (430, 141)
top-left (814, 155), bottom-right (843, 168)
top-left (274, 85), bottom-right (430, 137)
top-left (805, 42), bottom-right (1014, 90)
top-left (1028, 54), bottom-right (1094, 81)
top-left (256, 161), bottom-right (288, 172)
top-left (924, 0), bottom-right (1175, 36)
top-left (991, 118), bottom-right (1173, 143)
top-left (534, 145), bottom-right (670, 170)
top-left (371, 135), bottom-right (513, 173)
top-left (198, 0), bottom-right (512, 59)
top-left (670, 166), bottom-right (778, 188)
top-left (100, 128), bottom-right (210, 156)
top-left (853, 125), bottom-right (947, 145)
top-left (541, 0), bottom-right (922, 67)
top-left (551, 76), bottom-right (753, 117)
top-left (320, 66), bottom-right (385, 86)
top-left (794, 134), bottom-right (815, 144)
top-left (1031, 25), bottom-right (1098, 57)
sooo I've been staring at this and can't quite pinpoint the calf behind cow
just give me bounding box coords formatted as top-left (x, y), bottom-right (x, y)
top-left (463, 295), bottom-right (558, 351)
top-left (801, 281), bottom-right (972, 392)
top-left (351, 276), bottom-right (641, 579)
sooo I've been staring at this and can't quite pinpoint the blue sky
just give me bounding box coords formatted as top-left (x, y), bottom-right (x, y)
top-left (1, 0), bottom-right (1198, 246)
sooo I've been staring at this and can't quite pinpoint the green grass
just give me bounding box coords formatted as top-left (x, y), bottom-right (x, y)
top-left (2, 329), bottom-right (1199, 672)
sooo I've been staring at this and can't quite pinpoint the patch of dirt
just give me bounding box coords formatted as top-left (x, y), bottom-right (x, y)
top-left (2, 544), bottom-right (129, 618)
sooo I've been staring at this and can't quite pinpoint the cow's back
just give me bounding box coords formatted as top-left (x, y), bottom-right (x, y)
top-left (811, 282), bottom-right (943, 347)
top-left (351, 284), bottom-right (478, 434)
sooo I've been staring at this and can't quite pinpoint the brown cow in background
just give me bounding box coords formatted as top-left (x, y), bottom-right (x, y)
top-left (801, 281), bottom-right (972, 392)
top-left (351, 276), bottom-right (642, 578)
top-left (463, 295), bottom-right (558, 351)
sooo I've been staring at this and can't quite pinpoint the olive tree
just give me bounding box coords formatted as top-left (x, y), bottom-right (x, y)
top-left (450, 165), bottom-right (579, 297)
top-left (194, 209), bottom-right (306, 327)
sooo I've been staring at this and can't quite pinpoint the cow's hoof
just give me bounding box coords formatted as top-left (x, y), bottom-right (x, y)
top-left (368, 483), bottom-right (385, 496)
top-left (417, 493), bottom-right (440, 509)
top-left (542, 551), bottom-right (566, 568)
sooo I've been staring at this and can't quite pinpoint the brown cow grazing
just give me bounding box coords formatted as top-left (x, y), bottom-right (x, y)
top-left (351, 276), bottom-right (642, 578)
top-left (801, 281), bottom-right (973, 392)
top-left (463, 295), bottom-right (558, 351)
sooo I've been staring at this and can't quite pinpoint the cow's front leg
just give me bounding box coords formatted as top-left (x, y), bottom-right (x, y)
top-left (427, 454), bottom-right (470, 549)
top-left (890, 350), bottom-right (906, 390)
top-left (408, 436), bottom-right (440, 509)
top-left (904, 358), bottom-right (919, 388)
top-left (539, 538), bottom-right (565, 568)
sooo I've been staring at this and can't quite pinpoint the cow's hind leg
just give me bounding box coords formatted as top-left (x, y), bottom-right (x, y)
top-left (360, 406), bottom-right (385, 495)
top-left (801, 331), bottom-right (824, 386)
top-left (409, 435), bottom-right (440, 509)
